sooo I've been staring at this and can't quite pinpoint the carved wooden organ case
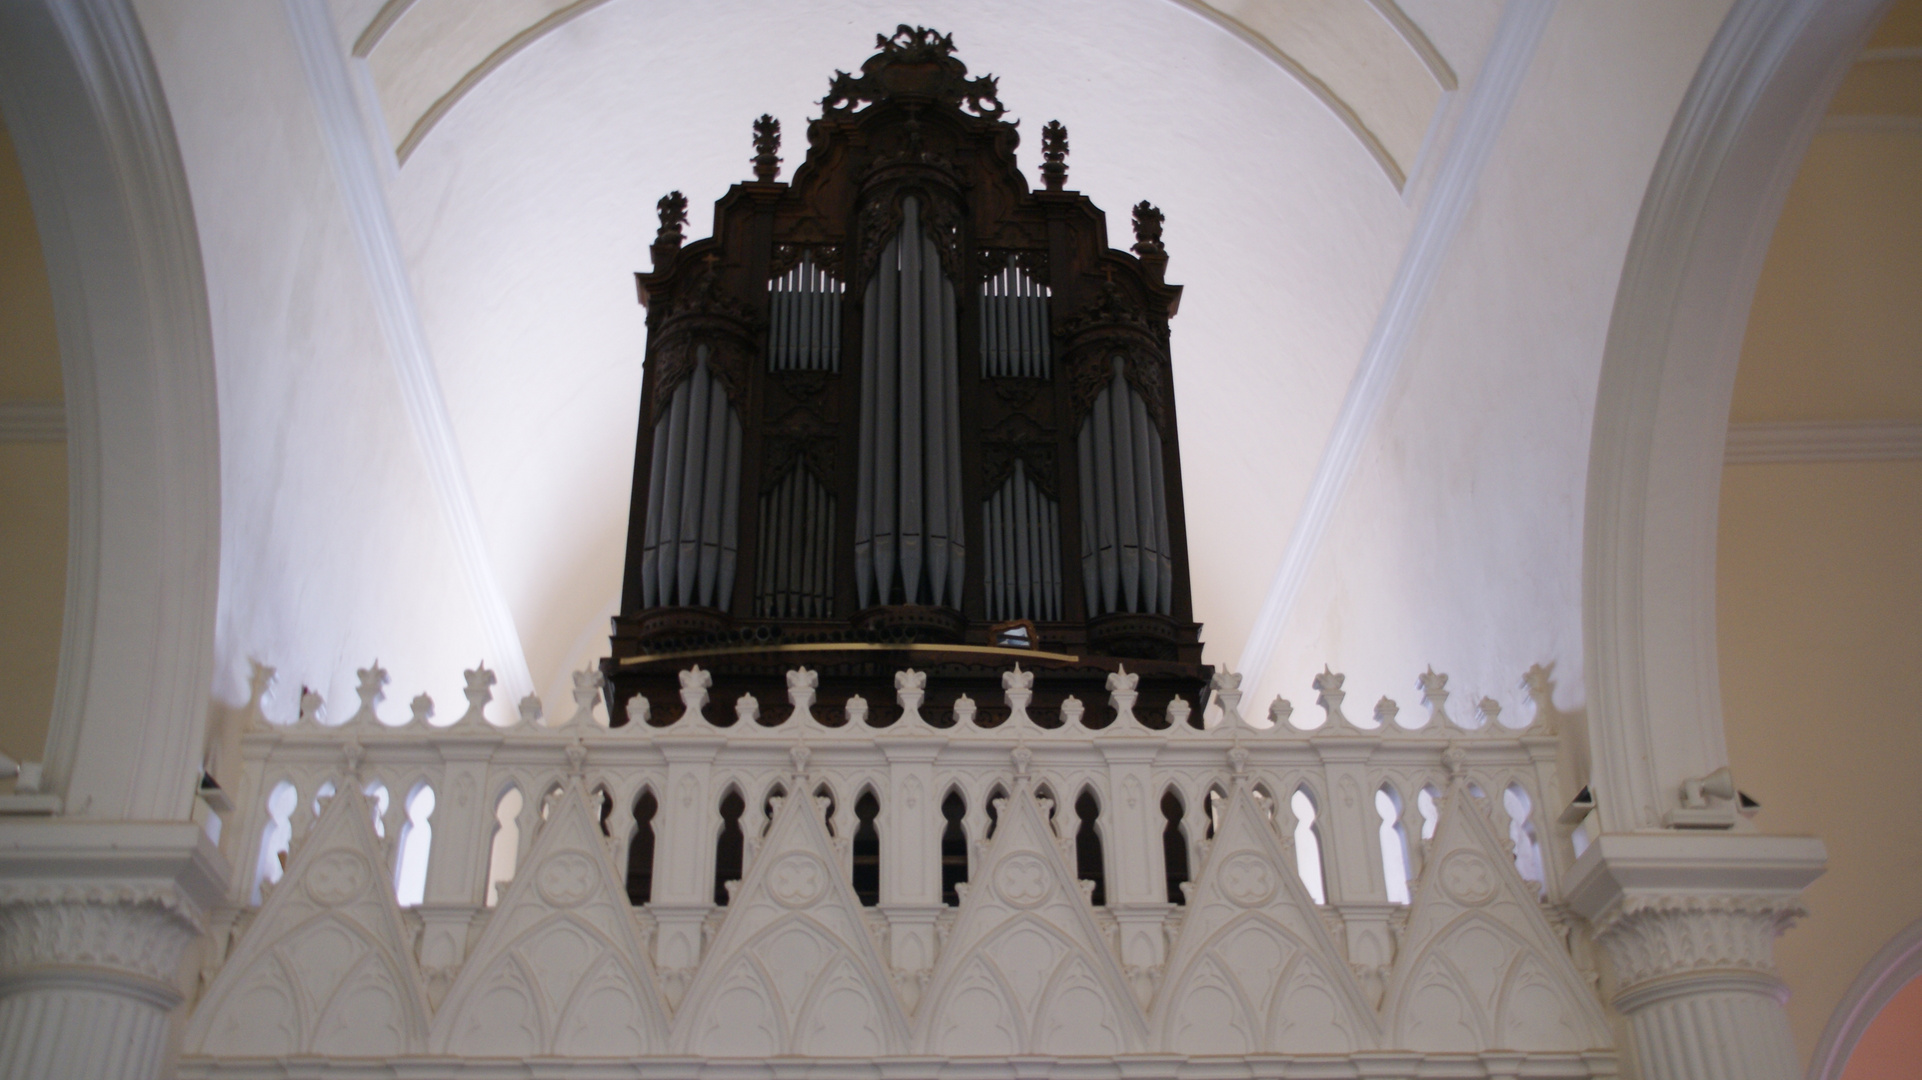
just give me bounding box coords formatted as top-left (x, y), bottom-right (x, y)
top-left (607, 28), bottom-right (1210, 725)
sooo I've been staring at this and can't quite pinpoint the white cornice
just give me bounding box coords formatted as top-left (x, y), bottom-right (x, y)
top-left (1725, 419), bottom-right (1922, 463)
top-left (282, 0), bottom-right (533, 704)
top-left (0, 401), bottom-right (65, 441)
top-left (1236, 0), bottom-right (1557, 697)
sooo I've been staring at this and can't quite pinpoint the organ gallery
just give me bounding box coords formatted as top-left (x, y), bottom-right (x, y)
top-left (605, 26), bottom-right (1210, 725)
top-left (179, 26), bottom-right (1616, 1075)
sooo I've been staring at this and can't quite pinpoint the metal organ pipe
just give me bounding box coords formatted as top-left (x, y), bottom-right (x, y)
top-left (1077, 358), bottom-right (1171, 616)
top-left (767, 254), bottom-right (844, 372)
top-left (976, 260), bottom-right (1060, 624)
top-left (756, 463), bottom-right (835, 619)
top-left (855, 196), bottom-right (965, 608)
top-left (639, 346), bottom-right (743, 608)
top-left (982, 459), bottom-right (1062, 622)
top-left (980, 265), bottom-right (1051, 379)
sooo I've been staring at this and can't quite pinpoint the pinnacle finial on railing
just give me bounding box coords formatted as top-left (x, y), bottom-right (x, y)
top-left (456, 663), bottom-right (494, 728)
top-left (1418, 667), bottom-right (1451, 729)
top-left (1373, 696), bottom-right (1399, 728)
top-left (786, 667), bottom-right (818, 725)
top-left (677, 664), bottom-right (712, 724)
top-left (1210, 668), bottom-right (1243, 728)
top-left (1313, 666), bottom-right (1348, 729)
top-left (1106, 665), bottom-right (1140, 728)
top-left (1268, 696), bottom-right (1293, 730)
top-left (349, 661), bottom-right (387, 727)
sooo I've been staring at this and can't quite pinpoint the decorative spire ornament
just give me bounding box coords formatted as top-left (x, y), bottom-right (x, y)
top-left (1041, 119), bottom-right (1068, 190)
top-left (751, 114), bottom-right (781, 181)
top-left (1131, 201), bottom-right (1165, 257)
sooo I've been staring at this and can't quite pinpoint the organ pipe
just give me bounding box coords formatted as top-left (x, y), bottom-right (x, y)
top-left (757, 464), bottom-right (834, 618)
top-left (982, 459), bottom-right (1062, 622)
top-left (768, 253), bottom-right (844, 371)
top-left (854, 196), bottom-right (965, 609)
top-left (1078, 358), bottom-right (1172, 616)
top-left (640, 347), bottom-right (743, 608)
top-left (980, 265), bottom-right (1050, 378)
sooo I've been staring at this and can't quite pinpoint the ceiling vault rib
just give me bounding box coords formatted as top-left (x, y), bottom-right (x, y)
top-left (392, 0), bottom-right (613, 165)
top-left (1368, 0), bottom-right (1459, 91)
top-left (282, 0), bottom-right (535, 704)
top-left (1163, 0), bottom-right (1409, 189)
top-left (351, 0), bottom-right (413, 59)
top-left (1236, 0), bottom-right (1556, 707)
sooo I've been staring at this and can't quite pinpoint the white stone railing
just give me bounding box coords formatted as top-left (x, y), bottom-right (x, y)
top-left (199, 657), bottom-right (1583, 1010)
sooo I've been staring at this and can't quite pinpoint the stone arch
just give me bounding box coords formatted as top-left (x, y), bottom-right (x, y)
top-left (1582, 0), bottom-right (1889, 830)
top-left (0, 0), bottom-right (221, 821)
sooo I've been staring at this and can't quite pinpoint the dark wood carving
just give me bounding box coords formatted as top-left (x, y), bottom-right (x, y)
top-left (608, 27), bottom-right (1207, 727)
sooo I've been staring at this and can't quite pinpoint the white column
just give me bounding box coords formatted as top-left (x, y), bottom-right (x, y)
top-left (1566, 833), bottom-right (1826, 1080)
top-left (0, 822), bottom-right (226, 1080)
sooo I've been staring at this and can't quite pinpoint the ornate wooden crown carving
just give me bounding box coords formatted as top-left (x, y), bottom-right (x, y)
top-left (606, 27), bottom-right (1209, 729)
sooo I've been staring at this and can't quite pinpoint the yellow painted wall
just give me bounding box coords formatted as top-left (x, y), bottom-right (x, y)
top-left (0, 110), bottom-right (67, 780)
top-left (1720, 463), bottom-right (1922, 1058)
top-left (1718, 0), bottom-right (1922, 1065)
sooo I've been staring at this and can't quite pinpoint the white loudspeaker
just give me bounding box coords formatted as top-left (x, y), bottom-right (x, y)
top-left (1681, 766), bottom-right (1735, 809)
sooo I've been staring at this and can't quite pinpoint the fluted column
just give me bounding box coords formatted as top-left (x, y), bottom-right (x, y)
top-left (1566, 833), bottom-right (1825, 1080)
top-left (0, 822), bottom-right (225, 1080)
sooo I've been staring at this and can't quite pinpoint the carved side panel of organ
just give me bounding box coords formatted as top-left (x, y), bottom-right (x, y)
top-left (639, 346), bottom-right (743, 609)
top-left (854, 195), bottom-right (965, 610)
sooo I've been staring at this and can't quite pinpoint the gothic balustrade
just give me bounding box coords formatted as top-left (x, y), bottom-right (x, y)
top-left (174, 657), bottom-right (1612, 1074)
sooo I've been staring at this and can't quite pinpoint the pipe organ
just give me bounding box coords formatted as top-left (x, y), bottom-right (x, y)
top-left (609, 27), bottom-right (1210, 721)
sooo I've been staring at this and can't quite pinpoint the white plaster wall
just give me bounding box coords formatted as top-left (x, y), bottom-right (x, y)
top-left (1257, 0), bottom-right (1737, 730)
top-left (135, 0), bottom-right (501, 722)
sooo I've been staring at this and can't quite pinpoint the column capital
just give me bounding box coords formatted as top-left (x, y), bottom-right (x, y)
top-left (1565, 832), bottom-right (1823, 996)
top-left (0, 821), bottom-right (228, 997)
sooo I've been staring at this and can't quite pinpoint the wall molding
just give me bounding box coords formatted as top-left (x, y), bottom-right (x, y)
top-left (0, 401), bottom-right (65, 441)
top-left (1819, 113), bottom-right (1922, 133)
top-left (1236, 0), bottom-right (1556, 699)
top-left (1726, 420), bottom-right (1922, 463)
top-left (282, 0), bottom-right (532, 704)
